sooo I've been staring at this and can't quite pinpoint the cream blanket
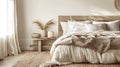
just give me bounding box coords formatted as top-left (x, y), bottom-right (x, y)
top-left (40, 31), bottom-right (120, 67)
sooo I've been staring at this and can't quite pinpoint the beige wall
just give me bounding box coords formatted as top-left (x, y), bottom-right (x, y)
top-left (17, 0), bottom-right (120, 50)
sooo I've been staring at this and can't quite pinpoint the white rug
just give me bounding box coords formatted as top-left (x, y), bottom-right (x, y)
top-left (13, 51), bottom-right (50, 67)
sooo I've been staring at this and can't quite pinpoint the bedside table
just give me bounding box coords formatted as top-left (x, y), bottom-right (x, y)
top-left (31, 37), bottom-right (56, 52)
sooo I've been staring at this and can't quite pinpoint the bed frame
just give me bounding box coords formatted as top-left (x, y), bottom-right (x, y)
top-left (58, 16), bottom-right (120, 37)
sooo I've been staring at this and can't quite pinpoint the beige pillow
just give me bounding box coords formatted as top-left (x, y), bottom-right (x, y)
top-left (85, 24), bottom-right (106, 32)
top-left (93, 20), bottom-right (120, 31)
top-left (106, 20), bottom-right (120, 31)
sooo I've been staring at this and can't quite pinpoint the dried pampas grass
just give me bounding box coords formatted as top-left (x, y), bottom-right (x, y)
top-left (33, 19), bottom-right (54, 30)
top-left (33, 20), bottom-right (43, 29)
top-left (44, 19), bottom-right (54, 29)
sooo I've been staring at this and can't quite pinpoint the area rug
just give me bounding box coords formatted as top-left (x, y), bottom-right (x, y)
top-left (13, 51), bottom-right (50, 67)
top-left (13, 51), bottom-right (120, 67)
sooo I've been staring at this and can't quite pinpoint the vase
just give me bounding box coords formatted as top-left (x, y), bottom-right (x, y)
top-left (41, 30), bottom-right (46, 37)
top-left (47, 31), bottom-right (54, 38)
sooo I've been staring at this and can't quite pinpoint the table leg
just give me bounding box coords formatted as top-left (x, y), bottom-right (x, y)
top-left (38, 41), bottom-right (41, 52)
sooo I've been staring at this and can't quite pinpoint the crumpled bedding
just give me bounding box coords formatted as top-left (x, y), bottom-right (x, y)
top-left (40, 31), bottom-right (120, 67)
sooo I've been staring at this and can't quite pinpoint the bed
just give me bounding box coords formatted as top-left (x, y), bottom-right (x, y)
top-left (40, 16), bottom-right (120, 67)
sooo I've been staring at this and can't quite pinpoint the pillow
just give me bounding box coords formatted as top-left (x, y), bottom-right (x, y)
top-left (72, 25), bottom-right (87, 32)
top-left (93, 20), bottom-right (120, 31)
top-left (85, 24), bottom-right (106, 32)
top-left (61, 22), bottom-right (68, 34)
top-left (106, 20), bottom-right (120, 31)
top-left (67, 21), bottom-right (92, 33)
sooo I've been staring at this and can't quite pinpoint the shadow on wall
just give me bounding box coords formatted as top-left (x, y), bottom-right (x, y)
top-left (87, 0), bottom-right (120, 15)
top-left (89, 7), bottom-right (120, 15)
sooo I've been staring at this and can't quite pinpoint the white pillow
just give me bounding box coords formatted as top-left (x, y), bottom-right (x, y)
top-left (67, 21), bottom-right (92, 33)
top-left (85, 24), bottom-right (106, 32)
top-left (61, 22), bottom-right (68, 34)
top-left (93, 20), bottom-right (120, 31)
top-left (72, 25), bottom-right (87, 32)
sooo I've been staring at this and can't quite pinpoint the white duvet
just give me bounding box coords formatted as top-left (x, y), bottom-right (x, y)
top-left (52, 45), bottom-right (120, 64)
top-left (40, 31), bottom-right (120, 67)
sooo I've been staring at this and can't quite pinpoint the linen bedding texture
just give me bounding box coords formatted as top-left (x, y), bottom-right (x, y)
top-left (61, 20), bottom-right (92, 34)
top-left (40, 31), bottom-right (120, 67)
top-left (61, 20), bottom-right (120, 34)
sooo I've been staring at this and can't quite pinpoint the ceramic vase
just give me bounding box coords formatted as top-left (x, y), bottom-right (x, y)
top-left (47, 31), bottom-right (54, 38)
top-left (41, 30), bottom-right (46, 37)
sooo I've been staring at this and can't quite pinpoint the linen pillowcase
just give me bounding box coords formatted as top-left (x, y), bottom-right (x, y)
top-left (93, 20), bottom-right (120, 31)
top-left (85, 24), bottom-right (106, 32)
top-left (106, 20), bottom-right (120, 31)
top-left (72, 25), bottom-right (86, 32)
top-left (67, 21), bottom-right (92, 33)
top-left (61, 22), bottom-right (68, 34)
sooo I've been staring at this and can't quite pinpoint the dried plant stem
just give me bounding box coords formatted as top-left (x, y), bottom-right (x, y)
top-left (33, 21), bottom-right (43, 29)
top-left (33, 19), bottom-right (54, 30)
top-left (44, 19), bottom-right (54, 30)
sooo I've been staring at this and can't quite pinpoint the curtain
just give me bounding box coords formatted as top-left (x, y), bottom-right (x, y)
top-left (0, 0), bottom-right (21, 59)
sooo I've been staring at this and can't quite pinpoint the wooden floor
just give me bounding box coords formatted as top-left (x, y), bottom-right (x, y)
top-left (0, 51), bottom-right (120, 67)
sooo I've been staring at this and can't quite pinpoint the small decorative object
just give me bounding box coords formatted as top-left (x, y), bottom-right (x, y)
top-left (41, 30), bottom-right (46, 37)
top-left (32, 33), bottom-right (41, 38)
top-left (33, 19), bottom-right (54, 37)
top-left (47, 31), bottom-right (54, 38)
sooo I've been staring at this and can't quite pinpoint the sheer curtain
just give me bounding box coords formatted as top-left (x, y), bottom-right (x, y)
top-left (0, 0), bottom-right (21, 59)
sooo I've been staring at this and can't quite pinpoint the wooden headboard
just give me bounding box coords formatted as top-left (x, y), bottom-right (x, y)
top-left (58, 16), bottom-right (120, 37)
